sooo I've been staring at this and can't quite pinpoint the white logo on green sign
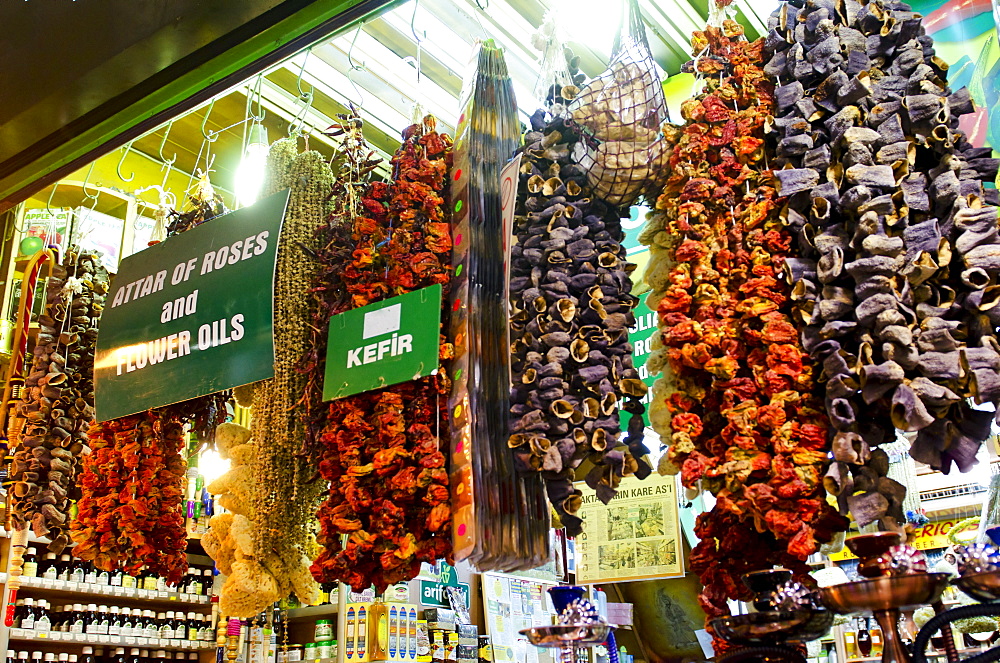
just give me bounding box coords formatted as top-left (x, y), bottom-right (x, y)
top-left (324, 284), bottom-right (442, 400)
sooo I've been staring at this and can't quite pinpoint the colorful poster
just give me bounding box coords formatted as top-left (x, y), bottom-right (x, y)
top-left (576, 473), bottom-right (684, 583)
top-left (481, 573), bottom-right (558, 663)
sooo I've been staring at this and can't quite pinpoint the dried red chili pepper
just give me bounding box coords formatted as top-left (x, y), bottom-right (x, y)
top-left (642, 23), bottom-right (847, 648)
top-left (307, 115), bottom-right (454, 592)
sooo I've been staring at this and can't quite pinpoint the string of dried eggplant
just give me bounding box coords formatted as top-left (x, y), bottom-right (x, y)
top-left (764, 0), bottom-right (1000, 528)
top-left (9, 247), bottom-right (108, 552)
top-left (508, 100), bottom-right (651, 538)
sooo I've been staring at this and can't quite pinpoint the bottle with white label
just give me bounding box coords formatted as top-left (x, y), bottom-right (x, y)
top-left (35, 600), bottom-right (51, 632)
top-left (145, 612), bottom-right (160, 639)
top-left (70, 604), bottom-right (86, 634)
top-left (22, 548), bottom-right (38, 578)
top-left (100, 605), bottom-right (112, 635)
top-left (70, 560), bottom-right (86, 584)
top-left (41, 553), bottom-right (59, 579)
top-left (108, 606), bottom-right (121, 636)
top-left (21, 598), bottom-right (36, 630)
top-left (85, 563), bottom-right (99, 586)
top-left (160, 611), bottom-right (175, 639)
top-left (57, 555), bottom-right (72, 582)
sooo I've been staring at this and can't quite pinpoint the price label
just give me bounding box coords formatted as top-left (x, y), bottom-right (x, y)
top-left (158, 591), bottom-right (168, 598)
top-left (125, 637), bottom-right (137, 646)
top-left (99, 635), bottom-right (111, 644)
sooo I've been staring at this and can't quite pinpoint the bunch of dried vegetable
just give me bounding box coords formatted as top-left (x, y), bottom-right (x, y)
top-left (71, 405), bottom-right (189, 582)
top-left (9, 247), bottom-right (108, 552)
top-left (763, 0), bottom-right (1000, 522)
top-left (309, 115), bottom-right (454, 592)
top-left (236, 138), bottom-right (333, 604)
top-left (508, 102), bottom-right (651, 537)
top-left (70, 178), bottom-right (232, 581)
top-left (640, 22), bottom-right (846, 627)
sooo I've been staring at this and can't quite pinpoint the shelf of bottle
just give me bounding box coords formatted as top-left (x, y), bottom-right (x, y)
top-left (285, 604), bottom-right (339, 621)
top-left (6, 630), bottom-right (216, 650)
top-left (846, 649), bottom-right (988, 663)
top-left (13, 576), bottom-right (211, 606)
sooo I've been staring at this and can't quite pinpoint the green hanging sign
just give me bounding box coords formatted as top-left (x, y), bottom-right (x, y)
top-left (94, 190), bottom-right (289, 421)
top-left (323, 284), bottom-right (442, 400)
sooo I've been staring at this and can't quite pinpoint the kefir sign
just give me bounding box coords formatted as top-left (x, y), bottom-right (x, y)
top-left (94, 190), bottom-right (289, 421)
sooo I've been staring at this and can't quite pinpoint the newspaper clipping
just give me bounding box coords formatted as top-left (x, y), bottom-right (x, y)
top-left (576, 473), bottom-right (684, 583)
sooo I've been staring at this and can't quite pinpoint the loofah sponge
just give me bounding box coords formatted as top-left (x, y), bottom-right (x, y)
top-left (215, 423), bottom-right (252, 459)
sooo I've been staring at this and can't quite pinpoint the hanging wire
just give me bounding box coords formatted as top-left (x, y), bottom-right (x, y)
top-left (345, 24), bottom-right (368, 108)
top-left (80, 162), bottom-right (99, 203)
top-left (410, 0), bottom-right (425, 93)
top-left (288, 50), bottom-right (316, 137)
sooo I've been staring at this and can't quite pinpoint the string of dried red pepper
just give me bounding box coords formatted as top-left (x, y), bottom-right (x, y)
top-left (309, 115), bottom-right (454, 592)
top-left (641, 22), bottom-right (847, 640)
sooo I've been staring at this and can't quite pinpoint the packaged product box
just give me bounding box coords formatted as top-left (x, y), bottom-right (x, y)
top-left (423, 608), bottom-right (456, 631)
top-left (455, 624), bottom-right (477, 647)
top-left (455, 645), bottom-right (477, 662)
top-left (345, 601), bottom-right (420, 662)
top-left (416, 620), bottom-right (432, 663)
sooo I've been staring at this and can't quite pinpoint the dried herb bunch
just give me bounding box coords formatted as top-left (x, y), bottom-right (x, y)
top-left (764, 0), bottom-right (1000, 522)
top-left (9, 247), bottom-right (108, 552)
top-left (640, 22), bottom-right (847, 629)
top-left (309, 115), bottom-right (454, 592)
top-left (243, 138), bottom-right (334, 602)
top-left (508, 103), bottom-right (651, 537)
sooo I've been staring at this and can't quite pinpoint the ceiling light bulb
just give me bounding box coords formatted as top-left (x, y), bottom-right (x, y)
top-left (236, 123), bottom-right (269, 207)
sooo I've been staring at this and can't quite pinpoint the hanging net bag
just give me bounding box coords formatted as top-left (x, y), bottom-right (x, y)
top-left (568, 0), bottom-right (670, 206)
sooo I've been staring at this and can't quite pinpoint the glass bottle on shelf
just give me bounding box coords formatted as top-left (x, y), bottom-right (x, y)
top-left (110, 568), bottom-right (123, 587)
top-left (57, 554), bottom-right (72, 581)
top-left (187, 612), bottom-right (199, 641)
top-left (84, 562), bottom-right (99, 585)
top-left (109, 606), bottom-right (121, 636)
top-left (15, 653), bottom-right (27, 663)
top-left (35, 599), bottom-right (51, 632)
top-left (43, 655), bottom-right (55, 663)
top-left (58, 654), bottom-right (69, 663)
top-left (122, 571), bottom-right (137, 589)
top-left (844, 623), bottom-right (857, 659)
top-left (6, 650), bottom-right (13, 663)
top-left (22, 547), bottom-right (38, 578)
top-left (41, 552), bottom-right (59, 579)
top-left (202, 569), bottom-right (213, 595)
top-left (856, 617), bottom-right (872, 657)
top-left (97, 605), bottom-right (111, 635)
top-left (71, 603), bottom-right (87, 634)
top-left (126, 650), bottom-right (140, 663)
top-left (69, 558), bottom-right (86, 584)
top-left (111, 649), bottom-right (126, 663)
top-left (21, 597), bottom-right (36, 630)
top-left (159, 611), bottom-right (174, 639)
top-left (30, 652), bottom-right (41, 663)
top-left (869, 617), bottom-right (882, 657)
top-left (142, 610), bottom-right (163, 638)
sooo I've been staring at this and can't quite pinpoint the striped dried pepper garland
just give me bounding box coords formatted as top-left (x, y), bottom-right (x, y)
top-left (640, 22), bottom-right (846, 625)
top-left (310, 115), bottom-right (454, 592)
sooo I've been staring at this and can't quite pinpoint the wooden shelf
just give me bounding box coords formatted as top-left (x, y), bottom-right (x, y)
top-left (14, 576), bottom-right (210, 608)
top-left (846, 649), bottom-right (989, 662)
top-left (286, 604), bottom-right (339, 621)
top-left (8, 629), bottom-right (215, 650)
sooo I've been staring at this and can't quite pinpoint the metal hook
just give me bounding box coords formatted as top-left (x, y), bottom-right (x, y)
top-left (157, 121), bottom-right (177, 167)
top-left (45, 182), bottom-right (60, 217)
top-left (410, 0), bottom-right (425, 90)
top-left (345, 24), bottom-right (368, 107)
top-left (116, 142), bottom-right (136, 183)
top-left (200, 99), bottom-right (219, 142)
top-left (249, 75), bottom-right (266, 123)
top-left (81, 162), bottom-right (99, 201)
top-left (295, 49), bottom-right (314, 100)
